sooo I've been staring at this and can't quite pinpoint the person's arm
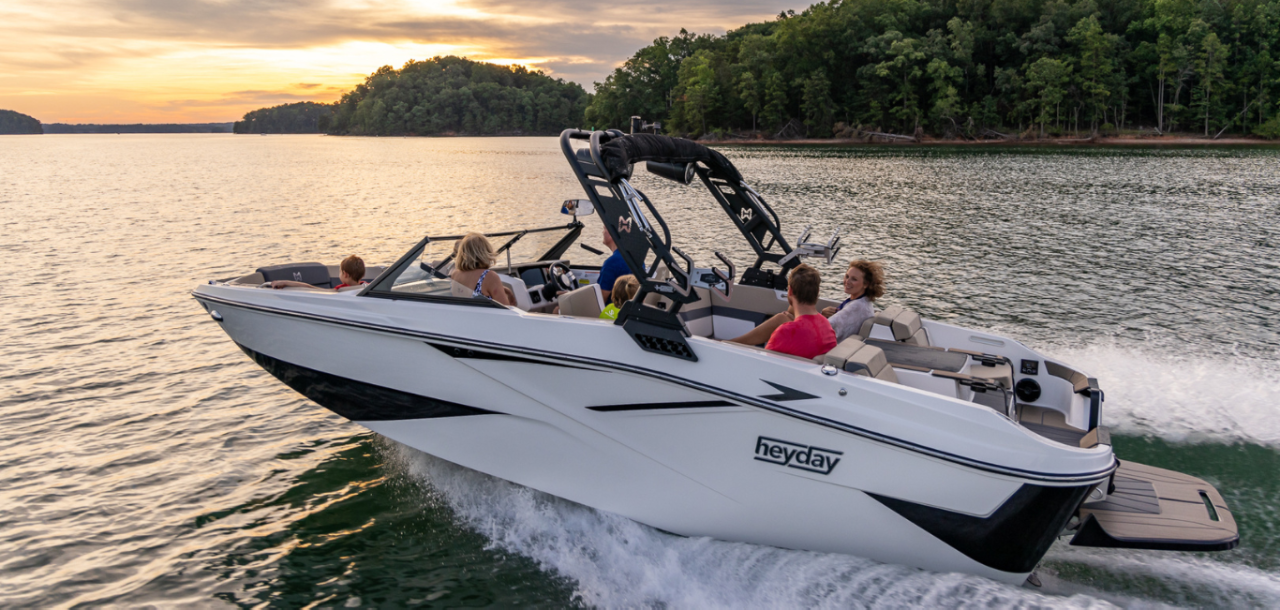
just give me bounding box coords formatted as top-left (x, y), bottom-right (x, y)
top-left (482, 272), bottom-right (514, 306)
top-left (821, 306), bottom-right (838, 318)
top-left (728, 310), bottom-right (793, 346)
top-left (271, 280), bottom-right (328, 290)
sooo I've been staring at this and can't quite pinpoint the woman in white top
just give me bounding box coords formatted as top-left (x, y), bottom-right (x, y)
top-left (823, 260), bottom-right (885, 342)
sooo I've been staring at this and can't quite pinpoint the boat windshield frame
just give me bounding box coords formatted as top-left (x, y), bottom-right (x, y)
top-left (358, 221), bottom-right (583, 304)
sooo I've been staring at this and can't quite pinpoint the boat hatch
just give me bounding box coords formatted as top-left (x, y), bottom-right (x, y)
top-left (1070, 460), bottom-right (1239, 551)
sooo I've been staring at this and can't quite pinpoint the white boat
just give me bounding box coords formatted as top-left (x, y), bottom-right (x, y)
top-left (193, 129), bottom-right (1238, 584)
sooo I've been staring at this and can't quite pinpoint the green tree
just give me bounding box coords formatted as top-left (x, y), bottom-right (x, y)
top-left (870, 31), bottom-right (927, 132)
top-left (1026, 58), bottom-right (1071, 137)
top-left (1195, 31), bottom-right (1229, 135)
top-left (1068, 15), bottom-right (1118, 134)
top-left (737, 70), bottom-right (763, 132)
top-left (670, 50), bottom-right (720, 136)
top-left (762, 69), bottom-right (789, 129)
top-left (800, 69), bottom-right (836, 136)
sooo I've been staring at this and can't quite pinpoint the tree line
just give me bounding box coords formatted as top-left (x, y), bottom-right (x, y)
top-left (233, 103), bottom-right (332, 134)
top-left (47, 123), bottom-right (232, 133)
top-left (0, 109), bottom-right (42, 134)
top-left (585, 0), bottom-right (1280, 140)
top-left (326, 56), bottom-right (589, 135)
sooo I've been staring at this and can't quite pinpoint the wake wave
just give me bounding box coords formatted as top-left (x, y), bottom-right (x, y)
top-left (1045, 545), bottom-right (1280, 608)
top-left (392, 446), bottom-right (1118, 609)
top-left (1044, 342), bottom-right (1280, 447)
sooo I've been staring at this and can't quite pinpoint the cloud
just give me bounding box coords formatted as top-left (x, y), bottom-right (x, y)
top-left (0, 0), bottom-right (802, 121)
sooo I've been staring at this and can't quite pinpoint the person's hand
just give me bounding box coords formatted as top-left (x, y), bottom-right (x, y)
top-left (821, 306), bottom-right (837, 317)
top-left (271, 280), bottom-right (285, 289)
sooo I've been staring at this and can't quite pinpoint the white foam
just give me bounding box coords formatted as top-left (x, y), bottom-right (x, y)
top-left (1046, 544), bottom-right (1280, 608)
top-left (391, 445), bottom-right (1117, 609)
top-left (1044, 342), bottom-right (1280, 446)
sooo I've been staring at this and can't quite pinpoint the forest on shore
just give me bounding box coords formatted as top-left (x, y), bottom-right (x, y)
top-left (585, 0), bottom-right (1280, 140)
top-left (0, 109), bottom-right (42, 134)
top-left (233, 102), bottom-right (332, 134)
top-left (45, 123), bottom-right (232, 133)
top-left (326, 56), bottom-right (589, 135)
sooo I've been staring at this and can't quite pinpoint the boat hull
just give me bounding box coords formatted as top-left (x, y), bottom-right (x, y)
top-left (195, 286), bottom-right (1115, 584)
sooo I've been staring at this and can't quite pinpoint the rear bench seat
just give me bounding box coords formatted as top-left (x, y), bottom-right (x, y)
top-left (860, 305), bottom-right (1015, 394)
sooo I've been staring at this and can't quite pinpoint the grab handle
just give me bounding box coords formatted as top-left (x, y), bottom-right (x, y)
top-left (712, 251), bottom-right (735, 302)
top-left (665, 246), bottom-right (694, 297)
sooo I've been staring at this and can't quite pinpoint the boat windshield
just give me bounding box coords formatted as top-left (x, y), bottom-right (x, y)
top-left (366, 222), bottom-right (589, 300)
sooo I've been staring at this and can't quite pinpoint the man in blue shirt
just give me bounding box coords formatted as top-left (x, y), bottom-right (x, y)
top-left (596, 226), bottom-right (630, 302)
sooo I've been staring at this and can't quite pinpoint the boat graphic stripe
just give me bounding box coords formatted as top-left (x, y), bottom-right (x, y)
top-left (237, 343), bottom-right (500, 421)
top-left (759, 381), bottom-right (819, 401)
top-left (868, 484), bottom-right (1091, 574)
top-left (426, 342), bottom-right (589, 368)
top-left (587, 400), bottom-right (735, 412)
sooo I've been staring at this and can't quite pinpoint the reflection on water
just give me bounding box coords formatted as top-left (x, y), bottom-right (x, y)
top-left (202, 436), bottom-right (577, 608)
top-left (1, 134), bottom-right (1278, 607)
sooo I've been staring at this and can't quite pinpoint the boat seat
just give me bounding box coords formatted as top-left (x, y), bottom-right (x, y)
top-left (823, 338), bottom-right (898, 383)
top-left (859, 305), bottom-right (930, 346)
top-left (498, 274), bottom-right (532, 311)
top-left (558, 284), bottom-right (604, 318)
top-left (865, 339), bottom-right (967, 372)
top-left (257, 262), bottom-right (333, 288)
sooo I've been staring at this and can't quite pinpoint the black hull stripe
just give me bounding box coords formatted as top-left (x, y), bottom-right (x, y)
top-left (588, 400), bottom-right (735, 412)
top-left (196, 292), bottom-right (1116, 484)
top-left (238, 343), bottom-right (499, 421)
top-left (426, 341), bottom-right (590, 369)
top-left (869, 484), bottom-right (1092, 574)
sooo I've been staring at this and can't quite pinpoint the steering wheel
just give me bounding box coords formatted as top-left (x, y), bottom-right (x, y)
top-left (548, 262), bottom-right (577, 292)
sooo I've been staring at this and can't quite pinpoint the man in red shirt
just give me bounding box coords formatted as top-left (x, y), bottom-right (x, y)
top-left (729, 264), bottom-right (837, 359)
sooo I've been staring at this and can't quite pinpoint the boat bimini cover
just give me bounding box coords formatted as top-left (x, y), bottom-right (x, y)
top-left (599, 134), bottom-right (743, 184)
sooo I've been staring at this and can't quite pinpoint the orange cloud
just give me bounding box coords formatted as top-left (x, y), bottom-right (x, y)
top-left (0, 0), bottom-right (798, 123)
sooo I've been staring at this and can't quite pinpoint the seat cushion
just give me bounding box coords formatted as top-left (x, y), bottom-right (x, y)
top-left (559, 284), bottom-right (604, 318)
top-left (858, 305), bottom-right (929, 346)
top-left (257, 262), bottom-right (331, 288)
top-left (824, 337), bottom-right (897, 383)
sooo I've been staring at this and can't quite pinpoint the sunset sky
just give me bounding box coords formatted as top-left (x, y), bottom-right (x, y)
top-left (0, 0), bottom-right (799, 124)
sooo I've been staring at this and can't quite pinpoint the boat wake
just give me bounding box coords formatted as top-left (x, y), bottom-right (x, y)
top-left (1044, 341), bottom-right (1280, 447)
top-left (390, 444), bottom-right (1119, 609)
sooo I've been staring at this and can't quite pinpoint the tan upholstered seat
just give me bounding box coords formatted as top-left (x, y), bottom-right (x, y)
top-left (559, 284), bottom-right (605, 318)
top-left (823, 337), bottom-right (899, 383)
top-left (858, 305), bottom-right (930, 346)
top-left (450, 279), bottom-right (476, 298)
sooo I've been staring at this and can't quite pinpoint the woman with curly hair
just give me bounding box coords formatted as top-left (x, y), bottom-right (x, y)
top-left (823, 260), bottom-right (884, 343)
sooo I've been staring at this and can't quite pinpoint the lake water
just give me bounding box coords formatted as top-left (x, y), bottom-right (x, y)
top-left (2, 134), bottom-right (1278, 608)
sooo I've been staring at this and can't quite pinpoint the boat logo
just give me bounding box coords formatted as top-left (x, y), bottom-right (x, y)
top-left (618, 216), bottom-right (633, 234)
top-left (739, 208), bottom-right (753, 222)
top-left (754, 436), bottom-right (842, 475)
top-left (292, 272), bottom-right (303, 281)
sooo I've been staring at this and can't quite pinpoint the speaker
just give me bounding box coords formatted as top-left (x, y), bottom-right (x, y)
top-left (1014, 378), bottom-right (1042, 403)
